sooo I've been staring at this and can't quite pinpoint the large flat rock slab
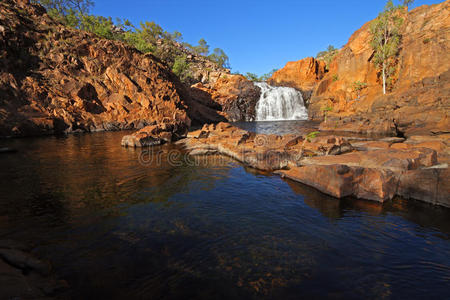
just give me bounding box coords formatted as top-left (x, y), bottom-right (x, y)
top-left (180, 123), bottom-right (450, 207)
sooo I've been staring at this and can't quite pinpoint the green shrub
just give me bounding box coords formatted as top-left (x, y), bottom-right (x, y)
top-left (321, 106), bottom-right (333, 122)
top-left (306, 131), bottom-right (320, 142)
top-left (316, 45), bottom-right (339, 69)
top-left (352, 81), bottom-right (368, 99)
top-left (33, 0), bottom-right (231, 71)
top-left (172, 55), bottom-right (191, 82)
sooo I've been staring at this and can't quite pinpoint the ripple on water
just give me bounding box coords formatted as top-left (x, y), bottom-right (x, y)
top-left (0, 131), bottom-right (449, 299)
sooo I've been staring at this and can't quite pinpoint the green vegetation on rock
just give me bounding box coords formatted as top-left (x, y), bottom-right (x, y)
top-left (32, 0), bottom-right (231, 82)
top-left (316, 45), bottom-right (339, 69)
top-left (172, 55), bottom-right (191, 82)
top-left (244, 69), bottom-right (278, 82)
top-left (370, 0), bottom-right (404, 94)
top-left (352, 81), bottom-right (368, 99)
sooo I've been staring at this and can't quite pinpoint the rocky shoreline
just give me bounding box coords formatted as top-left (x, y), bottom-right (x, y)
top-left (130, 122), bottom-right (449, 207)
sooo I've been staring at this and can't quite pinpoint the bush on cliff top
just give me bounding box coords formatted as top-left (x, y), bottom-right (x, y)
top-left (32, 0), bottom-right (231, 75)
top-left (316, 45), bottom-right (339, 69)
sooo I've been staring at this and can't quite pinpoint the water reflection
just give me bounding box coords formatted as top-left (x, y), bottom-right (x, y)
top-left (0, 132), bottom-right (449, 299)
top-left (285, 179), bottom-right (450, 235)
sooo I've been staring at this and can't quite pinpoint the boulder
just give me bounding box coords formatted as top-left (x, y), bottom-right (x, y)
top-left (121, 121), bottom-right (188, 147)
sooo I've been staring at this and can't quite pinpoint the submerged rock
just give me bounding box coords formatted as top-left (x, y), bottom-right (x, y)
top-left (0, 239), bottom-right (67, 299)
top-left (0, 147), bottom-right (17, 153)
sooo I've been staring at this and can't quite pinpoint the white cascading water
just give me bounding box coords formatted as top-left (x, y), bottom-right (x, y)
top-left (254, 82), bottom-right (308, 121)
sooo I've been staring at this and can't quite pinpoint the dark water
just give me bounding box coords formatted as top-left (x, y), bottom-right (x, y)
top-left (0, 131), bottom-right (449, 299)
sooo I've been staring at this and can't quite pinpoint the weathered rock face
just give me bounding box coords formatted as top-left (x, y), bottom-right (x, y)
top-left (189, 74), bottom-right (261, 122)
top-left (179, 123), bottom-right (449, 206)
top-left (0, 0), bottom-right (191, 137)
top-left (268, 57), bottom-right (327, 102)
top-left (309, 1), bottom-right (450, 136)
top-left (121, 121), bottom-right (187, 147)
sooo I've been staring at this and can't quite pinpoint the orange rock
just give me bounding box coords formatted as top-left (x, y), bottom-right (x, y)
top-left (280, 165), bottom-right (398, 202)
top-left (398, 167), bottom-right (450, 207)
top-left (268, 57), bottom-right (326, 93)
top-left (0, 0), bottom-right (191, 137)
top-left (180, 123), bottom-right (448, 205)
top-left (189, 74), bottom-right (261, 122)
top-left (121, 122), bottom-right (187, 147)
top-left (272, 1), bottom-right (450, 137)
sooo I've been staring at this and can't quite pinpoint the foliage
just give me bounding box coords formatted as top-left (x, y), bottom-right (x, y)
top-left (32, 0), bottom-right (231, 76)
top-left (332, 74), bottom-right (339, 82)
top-left (352, 81), bottom-right (368, 98)
top-left (32, 0), bottom-right (93, 26)
top-left (370, 0), bottom-right (404, 94)
top-left (316, 45), bottom-right (339, 69)
top-left (208, 48), bottom-right (230, 69)
top-left (244, 72), bottom-right (260, 82)
top-left (321, 105), bottom-right (333, 122)
top-left (306, 131), bottom-right (320, 142)
top-left (244, 69), bottom-right (278, 82)
top-left (260, 69), bottom-right (278, 81)
top-left (192, 38), bottom-right (209, 56)
top-left (79, 15), bottom-right (116, 39)
top-left (172, 55), bottom-right (191, 81)
top-left (403, 0), bottom-right (414, 9)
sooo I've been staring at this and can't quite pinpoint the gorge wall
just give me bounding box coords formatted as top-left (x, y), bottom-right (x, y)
top-left (271, 0), bottom-right (450, 137)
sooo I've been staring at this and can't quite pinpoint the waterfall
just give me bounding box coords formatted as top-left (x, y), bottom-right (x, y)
top-left (254, 82), bottom-right (308, 121)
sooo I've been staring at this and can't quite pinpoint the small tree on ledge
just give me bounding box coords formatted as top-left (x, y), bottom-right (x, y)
top-left (370, 0), bottom-right (403, 94)
top-left (352, 81), bottom-right (368, 99)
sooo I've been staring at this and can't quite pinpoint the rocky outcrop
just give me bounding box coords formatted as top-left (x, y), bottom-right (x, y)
top-left (0, 0), bottom-right (191, 137)
top-left (189, 74), bottom-right (261, 122)
top-left (155, 39), bottom-right (230, 86)
top-left (309, 1), bottom-right (450, 136)
top-left (268, 1), bottom-right (449, 137)
top-left (121, 121), bottom-right (188, 147)
top-left (179, 123), bottom-right (449, 206)
top-left (268, 57), bottom-right (327, 102)
top-left (0, 239), bottom-right (67, 299)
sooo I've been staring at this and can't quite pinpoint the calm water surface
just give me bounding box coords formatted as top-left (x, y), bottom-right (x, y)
top-left (0, 131), bottom-right (449, 299)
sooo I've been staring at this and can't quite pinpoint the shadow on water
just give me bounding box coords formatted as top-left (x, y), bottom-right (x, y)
top-left (0, 131), bottom-right (449, 299)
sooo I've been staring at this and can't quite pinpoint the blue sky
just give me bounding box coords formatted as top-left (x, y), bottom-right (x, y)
top-left (91, 0), bottom-right (443, 75)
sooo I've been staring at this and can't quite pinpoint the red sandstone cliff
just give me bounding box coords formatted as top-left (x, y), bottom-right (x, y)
top-left (274, 1), bottom-right (450, 137)
top-left (268, 57), bottom-right (327, 100)
top-left (0, 0), bottom-right (191, 138)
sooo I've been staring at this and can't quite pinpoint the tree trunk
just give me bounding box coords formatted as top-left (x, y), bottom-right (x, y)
top-left (382, 62), bottom-right (386, 94)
